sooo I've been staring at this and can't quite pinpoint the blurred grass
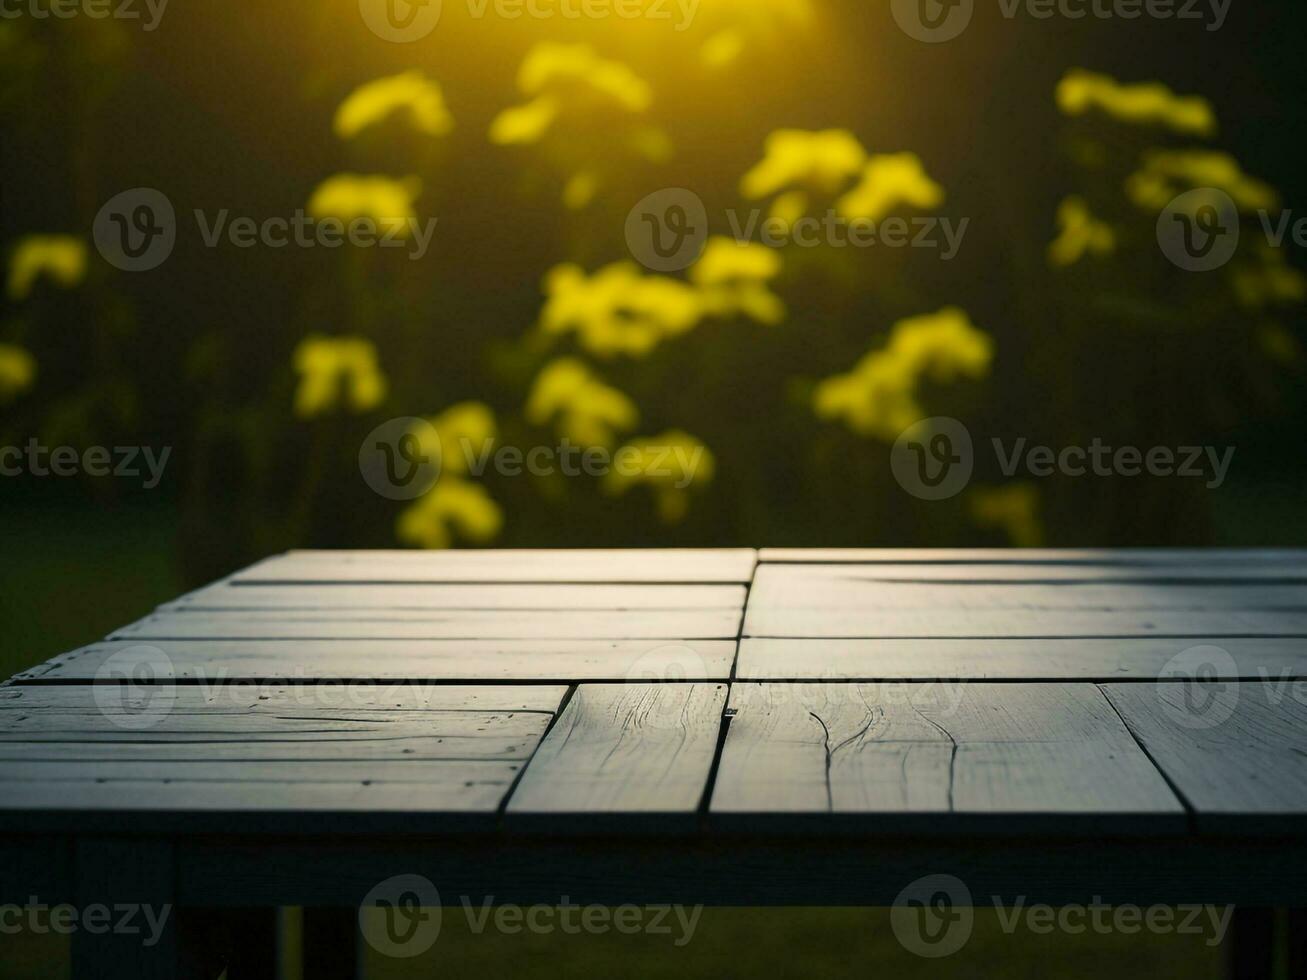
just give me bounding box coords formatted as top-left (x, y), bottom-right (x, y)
top-left (0, 498), bottom-right (184, 681)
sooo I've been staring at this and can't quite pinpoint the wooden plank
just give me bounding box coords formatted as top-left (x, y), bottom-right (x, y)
top-left (114, 608), bottom-right (743, 640)
top-left (750, 562), bottom-right (1307, 582)
top-left (710, 682), bottom-right (1184, 834)
top-left (1103, 681), bottom-right (1307, 835)
top-left (235, 549), bottom-right (757, 584)
top-left (507, 683), bottom-right (728, 832)
top-left (738, 637), bottom-right (1307, 681)
top-left (760, 548), bottom-right (1307, 565)
top-left (750, 565), bottom-right (1307, 609)
top-left (0, 685), bottom-right (565, 834)
top-left (17, 640), bottom-right (737, 683)
top-left (165, 582), bottom-right (746, 611)
top-left (744, 607), bottom-right (1307, 638)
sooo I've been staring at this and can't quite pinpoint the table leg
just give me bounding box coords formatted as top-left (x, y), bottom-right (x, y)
top-left (302, 907), bottom-right (360, 980)
top-left (1288, 909), bottom-right (1307, 980)
top-left (1228, 907), bottom-right (1275, 980)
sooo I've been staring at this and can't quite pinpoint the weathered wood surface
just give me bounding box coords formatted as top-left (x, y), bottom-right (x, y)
top-left (17, 639), bottom-right (737, 683)
top-left (744, 606), bottom-right (1307, 638)
top-left (737, 637), bottom-right (1307, 681)
top-left (760, 548), bottom-right (1307, 565)
top-left (710, 682), bottom-right (1184, 834)
top-left (0, 685), bottom-right (564, 834)
top-left (751, 562), bottom-right (1307, 582)
top-left (750, 565), bottom-right (1307, 609)
top-left (1103, 681), bottom-right (1307, 835)
top-left (114, 608), bottom-right (743, 640)
top-left (235, 549), bottom-right (758, 584)
top-left (507, 683), bottom-right (728, 832)
top-left (165, 582), bottom-right (746, 611)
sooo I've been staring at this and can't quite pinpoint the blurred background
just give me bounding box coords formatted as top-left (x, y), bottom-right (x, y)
top-left (2, 2), bottom-right (1305, 975)
top-left (3, 1), bottom-right (1306, 672)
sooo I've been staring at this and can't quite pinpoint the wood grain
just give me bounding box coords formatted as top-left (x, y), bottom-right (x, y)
top-left (507, 683), bottom-right (728, 832)
top-left (165, 582), bottom-right (746, 611)
top-left (759, 548), bottom-right (1307, 565)
top-left (744, 606), bottom-right (1307, 638)
top-left (710, 682), bottom-right (1184, 833)
top-left (737, 637), bottom-right (1307, 681)
top-left (1103, 681), bottom-right (1307, 834)
top-left (115, 608), bottom-right (743, 640)
top-left (18, 639), bottom-right (737, 683)
top-left (235, 550), bottom-right (757, 584)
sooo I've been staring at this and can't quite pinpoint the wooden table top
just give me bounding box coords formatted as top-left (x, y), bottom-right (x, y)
top-left (4, 548), bottom-right (1307, 840)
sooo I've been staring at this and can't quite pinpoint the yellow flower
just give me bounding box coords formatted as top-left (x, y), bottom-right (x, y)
top-left (525, 357), bottom-right (638, 449)
top-left (333, 71), bottom-right (454, 140)
top-left (397, 477), bottom-right (504, 550)
top-left (814, 307), bottom-right (993, 441)
top-left (604, 430), bottom-right (715, 524)
top-left (489, 43), bottom-right (651, 147)
top-left (412, 402), bottom-right (497, 477)
top-left (836, 153), bottom-right (945, 223)
top-left (7, 235), bottom-right (87, 301)
top-left (1047, 196), bottom-right (1116, 267)
top-left (1055, 69), bottom-right (1217, 137)
top-left (0, 344), bottom-right (36, 402)
top-left (1125, 150), bottom-right (1277, 213)
top-left (700, 29), bottom-right (746, 68)
top-left (1232, 245), bottom-right (1307, 310)
top-left (306, 174), bottom-right (421, 237)
top-left (292, 335), bottom-right (387, 418)
top-left (740, 129), bottom-right (868, 223)
top-left (689, 237), bottom-right (786, 325)
top-left (969, 483), bottom-right (1044, 548)
top-left (562, 171), bottom-right (600, 211)
top-left (539, 262), bottom-right (703, 358)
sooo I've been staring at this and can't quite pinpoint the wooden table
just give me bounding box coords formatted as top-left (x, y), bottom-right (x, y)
top-left (3, 548), bottom-right (1306, 978)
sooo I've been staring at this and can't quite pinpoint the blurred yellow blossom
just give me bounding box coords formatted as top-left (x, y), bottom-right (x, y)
top-left (969, 483), bottom-right (1044, 547)
top-left (397, 477), bottom-right (504, 550)
top-left (333, 71), bottom-right (453, 140)
top-left (1048, 196), bottom-right (1116, 267)
top-left (603, 430), bottom-right (715, 524)
top-left (741, 129), bottom-right (867, 224)
top-left (1125, 151), bottom-right (1277, 213)
top-left (1232, 245), bottom-right (1307, 310)
top-left (689, 237), bottom-right (786, 325)
top-left (1055, 69), bottom-right (1217, 137)
top-left (562, 171), bottom-right (600, 210)
top-left (0, 344), bottom-right (36, 402)
top-left (7, 235), bottom-right (87, 301)
top-left (292, 335), bottom-right (387, 418)
top-left (306, 174), bottom-right (421, 236)
top-left (539, 262), bottom-right (703, 358)
top-left (814, 307), bottom-right (993, 441)
top-left (836, 153), bottom-right (945, 222)
top-left (700, 29), bottom-right (746, 68)
top-left (526, 357), bottom-right (638, 448)
top-left (490, 42), bottom-right (651, 146)
top-left (412, 401), bottom-right (497, 477)
top-left (698, 0), bottom-right (812, 67)
top-left (1259, 324), bottom-right (1301, 365)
